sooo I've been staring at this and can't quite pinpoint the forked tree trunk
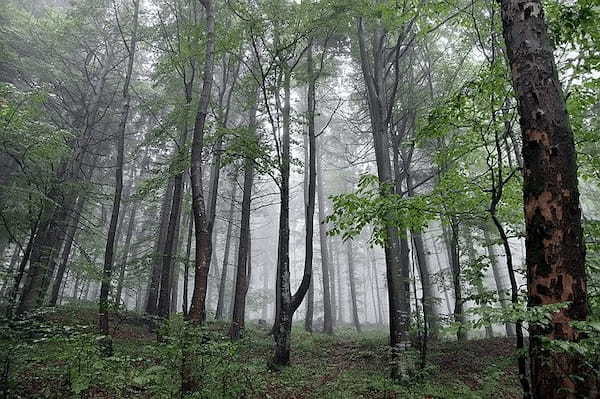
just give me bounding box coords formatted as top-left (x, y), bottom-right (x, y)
top-left (272, 69), bottom-right (293, 366)
top-left (188, 0), bottom-right (216, 324)
top-left (500, 0), bottom-right (594, 396)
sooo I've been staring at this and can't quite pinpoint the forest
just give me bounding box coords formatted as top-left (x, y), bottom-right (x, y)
top-left (0, 0), bottom-right (599, 397)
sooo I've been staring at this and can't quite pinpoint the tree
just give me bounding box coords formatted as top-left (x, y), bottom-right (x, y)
top-left (98, 0), bottom-right (139, 356)
top-left (500, 0), bottom-right (596, 396)
top-left (188, 0), bottom-right (216, 323)
top-left (229, 88), bottom-right (258, 340)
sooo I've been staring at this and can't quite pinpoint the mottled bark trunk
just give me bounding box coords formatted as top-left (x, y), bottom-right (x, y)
top-left (500, 0), bottom-right (594, 396)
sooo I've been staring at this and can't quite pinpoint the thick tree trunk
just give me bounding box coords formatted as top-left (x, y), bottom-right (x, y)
top-left (188, 0), bottom-right (216, 324)
top-left (356, 18), bottom-right (410, 358)
top-left (272, 69), bottom-right (293, 366)
top-left (500, 0), bottom-right (595, 396)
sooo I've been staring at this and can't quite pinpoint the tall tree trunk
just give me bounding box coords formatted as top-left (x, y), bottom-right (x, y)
top-left (182, 210), bottom-right (193, 316)
top-left (229, 105), bottom-right (256, 339)
top-left (334, 242), bottom-right (344, 323)
top-left (158, 171), bottom-right (184, 317)
top-left (482, 224), bottom-right (515, 337)
top-left (368, 248), bottom-right (384, 326)
top-left (431, 235), bottom-right (454, 316)
top-left (272, 69), bottom-right (293, 366)
top-left (229, 155), bottom-right (256, 340)
top-left (98, 0), bottom-right (139, 354)
top-left (17, 203), bottom-right (71, 313)
top-left (169, 218), bottom-right (183, 314)
top-left (5, 223), bottom-right (36, 317)
top-left (145, 178), bottom-right (174, 314)
top-left (0, 245), bottom-right (20, 298)
top-left (500, 0), bottom-right (595, 396)
top-left (188, 0), bottom-right (216, 323)
top-left (356, 18), bottom-right (411, 360)
top-left (115, 196), bottom-right (138, 307)
top-left (447, 220), bottom-right (466, 341)
top-left (346, 241), bottom-right (361, 332)
top-left (159, 113), bottom-right (192, 318)
top-left (215, 176), bottom-right (238, 320)
top-left (49, 196), bottom-right (85, 306)
top-left (491, 214), bottom-right (531, 396)
top-left (463, 228), bottom-right (493, 338)
top-left (316, 136), bottom-right (333, 334)
top-left (302, 41), bottom-right (317, 334)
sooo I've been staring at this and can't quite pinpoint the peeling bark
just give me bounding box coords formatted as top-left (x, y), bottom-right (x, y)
top-left (500, 0), bottom-right (595, 396)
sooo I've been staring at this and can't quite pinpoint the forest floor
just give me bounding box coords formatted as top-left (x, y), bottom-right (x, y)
top-left (0, 305), bottom-right (522, 398)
